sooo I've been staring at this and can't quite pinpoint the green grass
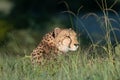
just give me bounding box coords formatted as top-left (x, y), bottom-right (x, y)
top-left (0, 0), bottom-right (120, 80)
top-left (0, 47), bottom-right (120, 80)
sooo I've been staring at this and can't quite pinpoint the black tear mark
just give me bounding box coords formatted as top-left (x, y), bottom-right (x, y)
top-left (52, 31), bottom-right (55, 38)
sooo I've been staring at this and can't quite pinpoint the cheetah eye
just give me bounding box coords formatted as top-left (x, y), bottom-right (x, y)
top-left (66, 36), bottom-right (70, 38)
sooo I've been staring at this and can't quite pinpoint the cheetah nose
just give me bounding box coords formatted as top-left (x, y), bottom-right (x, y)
top-left (74, 44), bottom-right (79, 47)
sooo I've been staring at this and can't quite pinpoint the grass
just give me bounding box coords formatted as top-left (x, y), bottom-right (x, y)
top-left (0, 47), bottom-right (120, 80)
top-left (0, 0), bottom-right (120, 80)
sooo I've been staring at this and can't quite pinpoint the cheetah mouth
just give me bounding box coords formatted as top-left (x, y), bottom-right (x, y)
top-left (57, 45), bottom-right (78, 53)
top-left (69, 46), bottom-right (79, 51)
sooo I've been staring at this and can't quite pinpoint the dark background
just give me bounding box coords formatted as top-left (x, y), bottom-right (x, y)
top-left (2, 0), bottom-right (120, 28)
top-left (0, 0), bottom-right (120, 45)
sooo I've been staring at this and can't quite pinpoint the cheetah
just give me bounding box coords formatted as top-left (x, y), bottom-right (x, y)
top-left (31, 27), bottom-right (79, 64)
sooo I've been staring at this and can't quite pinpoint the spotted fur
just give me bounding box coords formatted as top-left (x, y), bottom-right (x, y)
top-left (31, 27), bottom-right (79, 64)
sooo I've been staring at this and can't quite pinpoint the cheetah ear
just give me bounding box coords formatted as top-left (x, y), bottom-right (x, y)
top-left (69, 28), bottom-right (72, 30)
top-left (52, 27), bottom-right (61, 38)
top-left (69, 28), bottom-right (72, 31)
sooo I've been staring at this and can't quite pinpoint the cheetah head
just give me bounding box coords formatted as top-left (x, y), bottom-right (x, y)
top-left (53, 27), bottom-right (79, 53)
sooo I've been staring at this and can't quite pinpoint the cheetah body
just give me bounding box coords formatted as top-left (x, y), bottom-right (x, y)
top-left (31, 27), bottom-right (79, 64)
